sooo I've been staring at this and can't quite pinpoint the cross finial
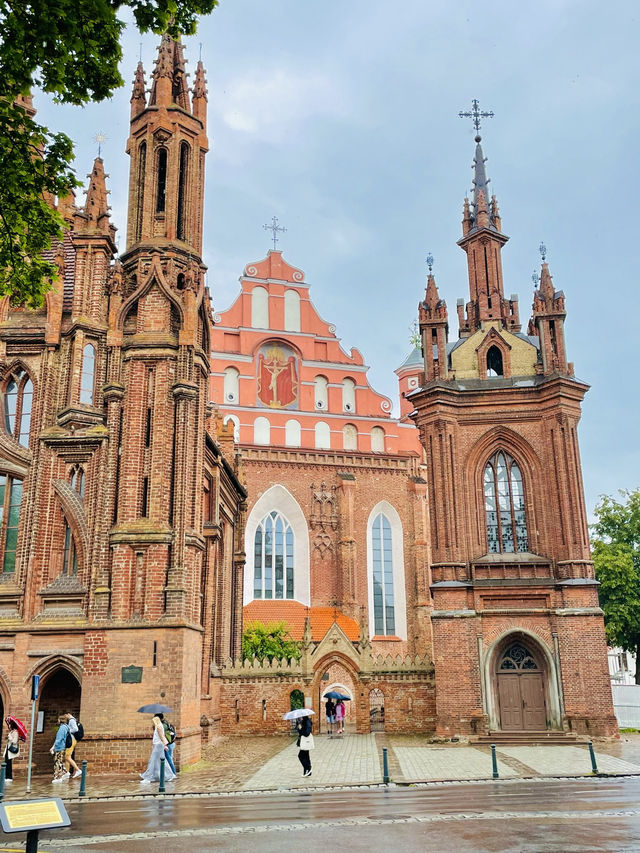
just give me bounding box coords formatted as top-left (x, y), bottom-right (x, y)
top-left (426, 252), bottom-right (434, 274)
top-left (459, 99), bottom-right (494, 139)
top-left (539, 242), bottom-right (547, 262)
top-left (263, 215), bottom-right (286, 250)
top-left (94, 132), bottom-right (107, 158)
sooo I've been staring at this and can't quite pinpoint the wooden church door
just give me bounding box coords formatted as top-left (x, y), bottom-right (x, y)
top-left (497, 642), bottom-right (547, 731)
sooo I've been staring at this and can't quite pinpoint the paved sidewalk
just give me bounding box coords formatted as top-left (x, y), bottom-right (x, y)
top-left (394, 746), bottom-right (518, 781)
top-left (497, 745), bottom-right (640, 776)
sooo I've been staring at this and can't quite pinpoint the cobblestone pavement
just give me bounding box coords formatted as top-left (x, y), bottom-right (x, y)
top-left (497, 744), bottom-right (640, 776)
top-left (2, 734), bottom-right (640, 802)
top-left (242, 733), bottom-right (382, 789)
top-left (393, 745), bottom-right (518, 780)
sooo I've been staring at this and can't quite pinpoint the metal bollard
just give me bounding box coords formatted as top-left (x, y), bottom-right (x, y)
top-left (382, 747), bottom-right (389, 784)
top-left (79, 760), bottom-right (88, 797)
top-left (159, 757), bottom-right (166, 793)
top-left (0, 761), bottom-right (5, 802)
top-left (588, 741), bottom-right (599, 774)
top-left (491, 744), bottom-right (499, 779)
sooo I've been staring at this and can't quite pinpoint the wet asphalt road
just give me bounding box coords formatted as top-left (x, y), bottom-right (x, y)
top-left (20, 776), bottom-right (640, 852)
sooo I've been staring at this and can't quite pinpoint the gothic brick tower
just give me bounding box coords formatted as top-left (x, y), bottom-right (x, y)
top-left (0, 39), bottom-right (245, 771)
top-left (409, 128), bottom-right (616, 738)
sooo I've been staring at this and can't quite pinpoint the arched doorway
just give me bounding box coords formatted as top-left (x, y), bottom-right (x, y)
top-left (496, 641), bottom-right (547, 730)
top-left (369, 688), bottom-right (385, 732)
top-left (34, 667), bottom-right (81, 772)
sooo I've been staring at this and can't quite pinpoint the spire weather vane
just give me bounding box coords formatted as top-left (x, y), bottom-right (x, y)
top-left (426, 252), bottom-right (434, 274)
top-left (459, 99), bottom-right (494, 137)
top-left (94, 132), bottom-right (107, 158)
top-left (263, 216), bottom-right (286, 250)
top-left (532, 270), bottom-right (538, 286)
top-left (539, 242), bottom-right (547, 262)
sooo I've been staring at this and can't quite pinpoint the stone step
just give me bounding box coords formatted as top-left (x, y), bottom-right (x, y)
top-left (472, 731), bottom-right (584, 745)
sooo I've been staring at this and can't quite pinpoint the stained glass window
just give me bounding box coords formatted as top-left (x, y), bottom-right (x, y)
top-left (253, 511), bottom-right (294, 599)
top-left (80, 343), bottom-right (96, 404)
top-left (499, 642), bottom-right (539, 671)
top-left (372, 513), bottom-right (395, 635)
top-left (484, 451), bottom-right (528, 554)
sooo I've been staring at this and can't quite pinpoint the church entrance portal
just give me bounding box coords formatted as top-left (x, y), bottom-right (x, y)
top-left (496, 641), bottom-right (547, 730)
top-left (34, 667), bottom-right (81, 772)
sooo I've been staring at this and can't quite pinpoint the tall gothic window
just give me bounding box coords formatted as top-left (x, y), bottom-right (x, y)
top-left (0, 474), bottom-right (23, 573)
top-left (4, 370), bottom-right (33, 447)
top-left (156, 148), bottom-right (167, 213)
top-left (62, 521), bottom-right (78, 575)
top-left (484, 451), bottom-right (528, 553)
top-left (79, 343), bottom-right (96, 405)
top-left (71, 466), bottom-right (85, 498)
top-left (135, 141), bottom-right (146, 241)
top-left (177, 142), bottom-right (189, 241)
top-left (253, 510), bottom-right (294, 600)
top-left (371, 513), bottom-right (395, 635)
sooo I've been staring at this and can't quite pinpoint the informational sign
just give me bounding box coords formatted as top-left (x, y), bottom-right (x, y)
top-left (121, 665), bottom-right (143, 683)
top-left (36, 711), bottom-right (44, 734)
top-left (0, 798), bottom-right (70, 833)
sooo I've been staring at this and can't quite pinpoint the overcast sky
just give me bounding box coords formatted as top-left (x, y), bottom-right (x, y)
top-left (35, 0), bottom-right (639, 518)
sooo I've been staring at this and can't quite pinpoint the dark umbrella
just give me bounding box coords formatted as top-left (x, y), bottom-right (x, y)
top-left (5, 715), bottom-right (28, 742)
top-left (137, 704), bottom-right (172, 714)
top-left (324, 691), bottom-right (351, 700)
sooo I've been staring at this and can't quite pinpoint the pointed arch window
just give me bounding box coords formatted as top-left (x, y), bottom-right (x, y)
top-left (4, 370), bottom-right (33, 447)
top-left (156, 147), bottom-right (167, 213)
top-left (253, 510), bottom-right (294, 599)
top-left (70, 466), bottom-right (85, 499)
top-left (63, 521), bottom-right (78, 575)
top-left (135, 141), bottom-right (146, 241)
top-left (0, 474), bottom-right (23, 573)
top-left (177, 142), bottom-right (189, 241)
top-left (79, 343), bottom-right (96, 405)
top-left (371, 513), bottom-right (395, 635)
top-left (486, 345), bottom-right (504, 377)
top-left (484, 451), bottom-right (528, 553)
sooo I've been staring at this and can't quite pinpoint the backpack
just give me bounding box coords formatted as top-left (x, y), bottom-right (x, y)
top-left (65, 730), bottom-right (73, 749)
top-left (163, 721), bottom-right (176, 744)
top-left (74, 722), bottom-right (84, 741)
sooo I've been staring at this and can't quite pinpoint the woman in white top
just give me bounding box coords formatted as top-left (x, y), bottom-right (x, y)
top-left (3, 719), bottom-right (19, 782)
top-left (139, 715), bottom-right (176, 784)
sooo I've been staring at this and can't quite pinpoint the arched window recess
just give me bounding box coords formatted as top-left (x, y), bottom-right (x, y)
top-left (3, 369), bottom-right (33, 448)
top-left (253, 510), bottom-right (294, 600)
top-left (483, 451), bottom-right (529, 554)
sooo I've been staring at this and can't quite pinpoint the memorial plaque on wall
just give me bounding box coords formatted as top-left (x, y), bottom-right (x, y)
top-left (121, 665), bottom-right (143, 683)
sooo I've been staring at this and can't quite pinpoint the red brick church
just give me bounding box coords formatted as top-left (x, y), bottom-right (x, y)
top-left (0, 37), bottom-right (615, 771)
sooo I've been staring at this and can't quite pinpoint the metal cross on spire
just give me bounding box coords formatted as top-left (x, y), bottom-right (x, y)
top-left (263, 216), bottom-right (287, 250)
top-left (458, 99), bottom-right (494, 137)
top-left (539, 242), bottom-right (547, 262)
top-left (426, 252), bottom-right (434, 274)
top-left (94, 132), bottom-right (107, 158)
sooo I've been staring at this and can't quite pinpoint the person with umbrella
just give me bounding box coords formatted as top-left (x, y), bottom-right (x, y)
top-left (3, 715), bottom-right (26, 783)
top-left (138, 704), bottom-right (176, 785)
top-left (283, 708), bottom-right (315, 778)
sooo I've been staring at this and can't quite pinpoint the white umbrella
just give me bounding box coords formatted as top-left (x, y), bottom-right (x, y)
top-left (283, 708), bottom-right (315, 720)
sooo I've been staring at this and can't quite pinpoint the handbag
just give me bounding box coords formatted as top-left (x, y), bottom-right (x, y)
top-left (299, 733), bottom-right (315, 750)
top-left (8, 743), bottom-right (19, 755)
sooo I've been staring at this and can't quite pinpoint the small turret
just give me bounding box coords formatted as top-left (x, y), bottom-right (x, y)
top-left (192, 60), bottom-right (208, 128)
top-left (418, 269), bottom-right (449, 382)
top-left (130, 61), bottom-right (147, 118)
top-left (529, 254), bottom-right (569, 375)
top-left (149, 34), bottom-right (190, 110)
top-left (79, 158), bottom-right (113, 235)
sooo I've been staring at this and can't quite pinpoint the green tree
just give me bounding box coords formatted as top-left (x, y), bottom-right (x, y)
top-left (0, 0), bottom-right (219, 306)
top-left (241, 621), bottom-right (302, 663)
top-left (592, 489), bottom-right (640, 684)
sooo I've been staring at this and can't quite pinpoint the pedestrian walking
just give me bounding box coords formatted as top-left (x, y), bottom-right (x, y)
top-left (157, 712), bottom-right (177, 775)
top-left (325, 697), bottom-right (336, 734)
top-left (335, 698), bottom-right (346, 734)
top-left (296, 714), bottom-right (314, 777)
top-left (139, 714), bottom-right (176, 784)
top-left (50, 715), bottom-right (70, 782)
top-left (64, 713), bottom-right (82, 778)
top-left (3, 718), bottom-right (20, 783)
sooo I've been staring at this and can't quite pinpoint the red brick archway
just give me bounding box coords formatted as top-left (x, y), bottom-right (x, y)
top-left (32, 666), bottom-right (81, 773)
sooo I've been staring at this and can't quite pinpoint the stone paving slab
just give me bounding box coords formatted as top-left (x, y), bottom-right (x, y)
top-left (393, 746), bottom-right (518, 781)
top-left (497, 745), bottom-right (640, 776)
top-left (242, 734), bottom-right (382, 789)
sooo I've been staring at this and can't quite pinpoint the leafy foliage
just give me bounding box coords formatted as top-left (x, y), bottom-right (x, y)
top-left (0, 0), bottom-right (219, 305)
top-left (241, 621), bottom-right (302, 663)
top-left (592, 489), bottom-right (640, 683)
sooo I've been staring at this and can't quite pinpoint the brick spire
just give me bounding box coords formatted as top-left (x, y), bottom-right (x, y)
top-left (130, 61), bottom-right (147, 118)
top-left (80, 158), bottom-right (112, 234)
top-left (457, 135), bottom-right (520, 337)
top-left (529, 261), bottom-right (569, 374)
top-left (192, 60), bottom-right (208, 127)
top-left (418, 272), bottom-right (449, 381)
top-left (149, 33), bottom-right (190, 111)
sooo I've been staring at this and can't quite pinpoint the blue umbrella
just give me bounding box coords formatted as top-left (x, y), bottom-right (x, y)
top-left (138, 703), bottom-right (172, 714)
top-left (324, 691), bottom-right (351, 700)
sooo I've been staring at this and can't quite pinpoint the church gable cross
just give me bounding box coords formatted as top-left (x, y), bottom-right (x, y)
top-left (263, 215), bottom-right (287, 250)
top-left (458, 99), bottom-right (494, 136)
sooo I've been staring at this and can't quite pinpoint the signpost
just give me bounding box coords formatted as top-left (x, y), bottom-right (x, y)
top-left (26, 675), bottom-right (39, 795)
top-left (0, 796), bottom-right (70, 852)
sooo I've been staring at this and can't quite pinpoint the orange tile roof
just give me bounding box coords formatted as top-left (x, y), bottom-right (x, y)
top-left (243, 600), bottom-right (359, 642)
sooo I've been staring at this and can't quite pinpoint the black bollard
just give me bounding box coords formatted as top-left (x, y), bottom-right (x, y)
top-left (79, 759), bottom-right (88, 797)
top-left (588, 741), bottom-right (599, 774)
top-left (491, 744), bottom-right (499, 779)
top-left (159, 757), bottom-right (166, 793)
top-left (382, 747), bottom-right (389, 784)
top-left (0, 761), bottom-right (6, 802)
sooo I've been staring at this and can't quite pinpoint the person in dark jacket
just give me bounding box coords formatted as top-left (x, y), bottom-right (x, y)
top-left (296, 715), bottom-right (313, 777)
